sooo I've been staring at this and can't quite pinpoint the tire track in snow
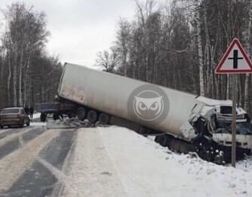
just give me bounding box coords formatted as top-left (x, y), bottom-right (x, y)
top-left (0, 127), bottom-right (46, 160)
top-left (50, 132), bottom-right (77, 197)
top-left (0, 127), bottom-right (34, 148)
top-left (0, 129), bottom-right (9, 136)
top-left (0, 129), bottom-right (59, 192)
top-left (3, 130), bottom-right (76, 197)
top-left (0, 128), bottom-right (29, 140)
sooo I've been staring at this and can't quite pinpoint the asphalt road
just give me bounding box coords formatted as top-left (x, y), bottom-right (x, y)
top-left (0, 125), bottom-right (76, 197)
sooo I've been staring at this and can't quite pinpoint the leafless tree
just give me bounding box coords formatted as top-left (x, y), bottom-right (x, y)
top-left (0, 2), bottom-right (62, 108)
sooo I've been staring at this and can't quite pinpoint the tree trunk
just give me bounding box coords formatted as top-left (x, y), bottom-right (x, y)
top-left (244, 0), bottom-right (252, 110)
top-left (12, 48), bottom-right (17, 106)
top-left (203, 2), bottom-right (211, 96)
top-left (196, 0), bottom-right (204, 96)
top-left (7, 54), bottom-right (12, 106)
top-left (18, 48), bottom-right (23, 106)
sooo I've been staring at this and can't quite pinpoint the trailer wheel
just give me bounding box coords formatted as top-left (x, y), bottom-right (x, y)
top-left (77, 107), bottom-right (86, 121)
top-left (40, 113), bottom-right (47, 122)
top-left (53, 113), bottom-right (59, 120)
top-left (159, 135), bottom-right (168, 147)
top-left (154, 135), bottom-right (162, 144)
top-left (98, 113), bottom-right (110, 124)
top-left (87, 110), bottom-right (98, 124)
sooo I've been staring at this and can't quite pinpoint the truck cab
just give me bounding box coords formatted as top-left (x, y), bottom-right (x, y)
top-left (192, 97), bottom-right (252, 150)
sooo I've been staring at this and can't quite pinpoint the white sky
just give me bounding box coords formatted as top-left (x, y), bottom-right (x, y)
top-left (0, 0), bottom-right (137, 66)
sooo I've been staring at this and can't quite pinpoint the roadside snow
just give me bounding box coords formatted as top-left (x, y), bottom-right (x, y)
top-left (62, 128), bottom-right (127, 197)
top-left (32, 113), bottom-right (41, 119)
top-left (30, 122), bottom-right (46, 127)
top-left (65, 126), bottom-right (252, 197)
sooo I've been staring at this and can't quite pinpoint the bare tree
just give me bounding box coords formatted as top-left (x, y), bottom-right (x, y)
top-left (0, 2), bottom-right (61, 108)
top-left (96, 0), bottom-right (252, 115)
top-left (96, 48), bottom-right (119, 73)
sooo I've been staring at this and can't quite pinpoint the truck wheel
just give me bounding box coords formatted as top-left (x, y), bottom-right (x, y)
top-left (53, 113), bottom-right (59, 120)
top-left (40, 113), bottom-right (47, 122)
top-left (193, 136), bottom-right (215, 162)
top-left (87, 110), bottom-right (98, 124)
top-left (98, 113), bottom-right (110, 124)
top-left (159, 135), bottom-right (167, 147)
top-left (77, 107), bottom-right (86, 121)
top-left (155, 135), bottom-right (162, 144)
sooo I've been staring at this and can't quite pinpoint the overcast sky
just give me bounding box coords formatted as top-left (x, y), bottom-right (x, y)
top-left (0, 0), bottom-right (137, 66)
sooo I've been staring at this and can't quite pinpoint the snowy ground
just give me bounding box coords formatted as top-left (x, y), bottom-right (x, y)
top-left (63, 126), bottom-right (252, 197)
top-left (30, 121), bottom-right (46, 127)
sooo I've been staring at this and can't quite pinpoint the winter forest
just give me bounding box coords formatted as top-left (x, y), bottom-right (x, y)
top-left (0, 0), bottom-right (252, 115)
top-left (97, 0), bottom-right (252, 115)
top-left (0, 3), bottom-right (62, 109)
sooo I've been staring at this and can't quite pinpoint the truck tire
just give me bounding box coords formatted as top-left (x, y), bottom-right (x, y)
top-left (159, 135), bottom-right (167, 147)
top-left (77, 107), bottom-right (86, 121)
top-left (53, 113), bottom-right (59, 120)
top-left (40, 113), bottom-right (47, 122)
top-left (87, 110), bottom-right (98, 124)
top-left (193, 136), bottom-right (215, 162)
top-left (98, 113), bottom-right (110, 124)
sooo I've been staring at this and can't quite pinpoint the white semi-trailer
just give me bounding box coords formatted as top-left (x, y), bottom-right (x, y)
top-left (46, 63), bottom-right (252, 162)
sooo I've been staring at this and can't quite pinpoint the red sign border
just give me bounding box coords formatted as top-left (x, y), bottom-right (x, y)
top-left (215, 38), bottom-right (252, 74)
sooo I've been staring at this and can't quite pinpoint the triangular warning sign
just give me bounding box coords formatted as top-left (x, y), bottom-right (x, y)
top-left (215, 38), bottom-right (252, 74)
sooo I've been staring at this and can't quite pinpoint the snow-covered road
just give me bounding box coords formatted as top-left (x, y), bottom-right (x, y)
top-left (0, 125), bottom-right (252, 197)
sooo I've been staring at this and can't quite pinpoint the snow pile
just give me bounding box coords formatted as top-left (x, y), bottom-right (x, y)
top-left (30, 122), bottom-right (46, 127)
top-left (67, 126), bottom-right (252, 197)
top-left (32, 113), bottom-right (41, 120)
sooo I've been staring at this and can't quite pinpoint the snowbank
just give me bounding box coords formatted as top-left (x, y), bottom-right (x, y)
top-left (30, 122), bottom-right (46, 127)
top-left (66, 126), bottom-right (252, 197)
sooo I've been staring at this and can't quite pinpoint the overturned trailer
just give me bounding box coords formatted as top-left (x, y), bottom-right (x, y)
top-left (48, 63), bottom-right (252, 162)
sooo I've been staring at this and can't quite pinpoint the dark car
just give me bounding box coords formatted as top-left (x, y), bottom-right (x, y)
top-left (0, 107), bottom-right (30, 128)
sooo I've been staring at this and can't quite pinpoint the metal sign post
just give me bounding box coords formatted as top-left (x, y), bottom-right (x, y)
top-left (215, 38), bottom-right (252, 167)
top-left (231, 75), bottom-right (237, 167)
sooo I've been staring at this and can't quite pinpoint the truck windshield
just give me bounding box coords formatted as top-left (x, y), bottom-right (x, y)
top-left (220, 106), bottom-right (232, 114)
top-left (237, 122), bottom-right (252, 135)
top-left (216, 121), bottom-right (252, 135)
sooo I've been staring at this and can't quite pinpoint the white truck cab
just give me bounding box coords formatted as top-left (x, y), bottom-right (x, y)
top-left (192, 96), bottom-right (252, 150)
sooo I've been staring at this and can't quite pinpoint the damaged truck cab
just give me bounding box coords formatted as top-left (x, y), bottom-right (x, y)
top-left (188, 96), bottom-right (252, 160)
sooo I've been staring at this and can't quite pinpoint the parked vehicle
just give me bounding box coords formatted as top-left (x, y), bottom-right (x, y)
top-left (37, 63), bottom-right (252, 162)
top-left (35, 102), bottom-right (76, 122)
top-left (0, 107), bottom-right (30, 128)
